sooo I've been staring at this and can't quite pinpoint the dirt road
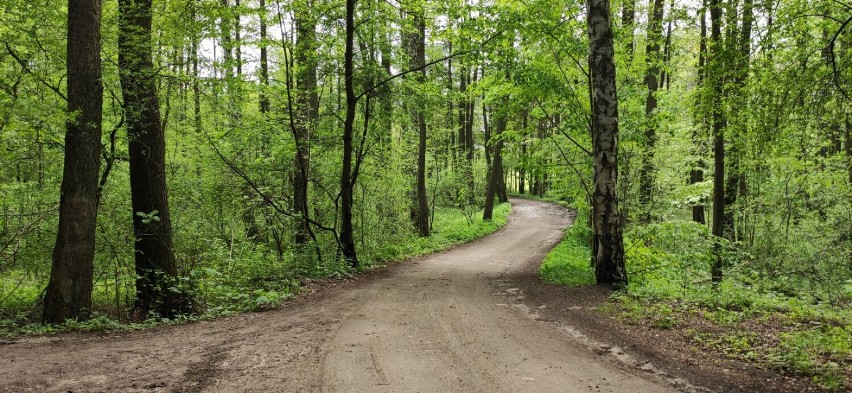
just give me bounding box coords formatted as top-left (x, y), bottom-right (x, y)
top-left (0, 199), bottom-right (686, 392)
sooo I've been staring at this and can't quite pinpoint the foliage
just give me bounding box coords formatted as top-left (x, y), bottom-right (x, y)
top-left (539, 209), bottom-right (595, 287)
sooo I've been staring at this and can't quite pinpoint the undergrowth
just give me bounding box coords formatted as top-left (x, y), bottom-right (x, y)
top-left (539, 204), bottom-right (851, 391)
top-left (0, 203), bottom-right (511, 338)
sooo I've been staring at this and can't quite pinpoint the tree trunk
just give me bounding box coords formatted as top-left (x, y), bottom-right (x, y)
top-left (259, 0), bottom-right (270, 115)
top-left (691, 0), bottom-right (708, 225)
top-left (520, 142), bottom-right (527, 195)
top-left (340, 0), bottom-right (358, 267)
top-left (622, 0), bottom-right (636, 56)
top-left (588, 0), bottom-right (627, 287)
top-left (723, 0), bottom-right (753, 241)
top-left (660, 0), bottom-right (675, 90)
top-left (294, 3), bottom-right (317, 245)
top-left (639, 0), bottom-right (665, 223)
top-left (43, 0), bottom-right (103, 324)
top-left (219, 0), bottom-right (233, 80)
top-left (408, 10), bottom-right (430, 237)
top-left (234, 0), bottom-right (241, 76)
top-left (709, 0), bottom-right (726, 283)
top-left (191, 6), bottom-right (201, 135)
top-left (464, 68), bottom-right (477, 204)
top-left (483, 102), bottom-right (506, 221)
top-left (119, 0), bottom-right (188, 317)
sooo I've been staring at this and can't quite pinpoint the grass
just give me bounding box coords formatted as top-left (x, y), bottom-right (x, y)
top-left (537, 205), bottom-right (851, 391)
top-left (365, 203), bottom-right (511, 264)
top-left (0, 203), bottom-right (511, 338)
top-left (539, 212), bottom-right (595, 287)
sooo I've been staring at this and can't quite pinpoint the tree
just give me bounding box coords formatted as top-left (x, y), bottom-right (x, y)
top-left (42, 0), bottom-right (104, 324)
top-left (639, 0), bottom-right (665, 222)
top-left (118, 0), bottom-right (188, 317)
top-left (588, 0), bottom-right (627, 286)
top-left (690, 0), bottom-right (708, 225)
top-left (708, 0), bottom-right (726, 283)
top-left (622, 0), bottom-right (636, 56)
top-left (292, 1), bottom-right (318, 245)
top-left (340, 0), bottom-right (359, 267)
top-left (483, 96), bottom-right (506, 221)
top-left (404, 6), bottom-right (430, 236)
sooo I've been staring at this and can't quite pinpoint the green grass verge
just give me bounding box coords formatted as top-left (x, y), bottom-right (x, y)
top-left (366, 203), bottom-right (511, 264)
top-left (537, 204), bottom-right (850, 391)
top-left (0, 203), bottom-right (511, 338)
top-left (539, 209), bottom-right (595, 287)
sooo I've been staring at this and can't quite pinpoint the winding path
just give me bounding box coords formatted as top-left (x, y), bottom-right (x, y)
top-left (0, 199), bottom-right (678, 392)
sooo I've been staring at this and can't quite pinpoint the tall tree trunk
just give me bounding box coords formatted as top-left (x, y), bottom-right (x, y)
top-left (721, 0), bottom-right (743, 241)
top-left (191, 6), bottom-right (201, 135)
top-left (660, 0), bottom-right (675, 90)
top-left (691, 0), bottom-right (708, 225)
top-left (464, 68), bottom-right (478, 204)
top-left (258, 0), bottom-right (269, 115)
top-left (340, 0), bottom-right (358, 267)
top-left (639, 0), bottom-right (665, 223)
top-left (234, 0), bottom-right (242, 76)
top-left (588, 0), bottom-right (627, 287)
top-left (119, 0), bottom-right (188, 317)
top-left (294, 3), bottom-right (318, 245)
top-left (43, 0), bottom-right (103, 324)
top-left (407, 9), bottom-right (430, 237)
top-left (483, 101), bottom-right (506, 221)
top-left (622, 0), bottom-right (636, 57)
top-left (520, 112), bottom-right (527, 195)
top-left (724, 0), bottom-right (753, 241)
top-left (457, 66), bottom-right (468, 155)
top-left (709, 0), bottom-right (726, 283)
top-left (219, 0), bottom-right (233, 80)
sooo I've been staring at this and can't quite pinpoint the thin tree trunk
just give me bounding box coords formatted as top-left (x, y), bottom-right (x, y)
top-left (220, 0), bottom-right (233, 80)
top-left (259, 0), bottom-right (269, 115)
top-left (660, 0), bottom-right (675, 90)
top-left (588, 0), bottom-right (627, 286)
top-left (721, 0), bottom-right (743, 241)
top-left (520, 112), bottom-right (527, 194)
top-left (465, 68), bottom-right (478, 204)
top-left (340, 0), bottom-right (358, 267)
top-left (709, 0), bottom-right (726, 283)
top-left (409, 10), bottom-right (430, 237)
top-left (119, 0), bottom-right (188, 317)
top-left (294, 3), bottom-right (317, 245)
top-left (43, 0), bottom-right (103, 324)
top-left (639, 0), bottom-right (665, 223)
top-left (234, 0), bottom-right (242, 76)
top-left (622, 0), bottom-right (636, 57)
top-left (191, 6), bottom-right (201, 135)
top-left (483, 100), bottom-right (506, 221)
top-left (691, 0), bottom-right (708, 225)
top-left (457, 67), bottom-right (468, 155)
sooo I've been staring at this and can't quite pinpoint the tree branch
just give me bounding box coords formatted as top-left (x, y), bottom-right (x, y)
top-left (4, 42), bottom-right (67, 101)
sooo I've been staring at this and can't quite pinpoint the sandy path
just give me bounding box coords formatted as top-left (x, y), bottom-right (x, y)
top-left (0, 199), bottom-right (679, 393)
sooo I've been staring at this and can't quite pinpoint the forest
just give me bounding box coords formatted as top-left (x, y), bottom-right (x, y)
top-left (0, 0), bottom-right (850, 389)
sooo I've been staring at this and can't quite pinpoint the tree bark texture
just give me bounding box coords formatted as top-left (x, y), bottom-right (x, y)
top-left (691, 0), bottom-right (708, 225)
top-left (43, 0), bottom-right (103, 324)
top-left (588, 0), bottom-right (628, 286)
top-left (639, 0), bottom-right (665, 223)
top-left (294, 3), bottom-right (318, 245)
top-left (407, 10), bottom-right (430, 237)
top-left (622, 0), bottom-right (636, 56)
top-left (340, 0), bottom-right (358, 267)
top-left (483, 102), bottom-right (506, 221)
top-left (709, 0), bottom-right (726, 283)
top-left (119, 0), bottom-right (188, 317)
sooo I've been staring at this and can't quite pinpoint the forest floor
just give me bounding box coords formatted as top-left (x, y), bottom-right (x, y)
top-left (0, 199), bottom-right (822, 392)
